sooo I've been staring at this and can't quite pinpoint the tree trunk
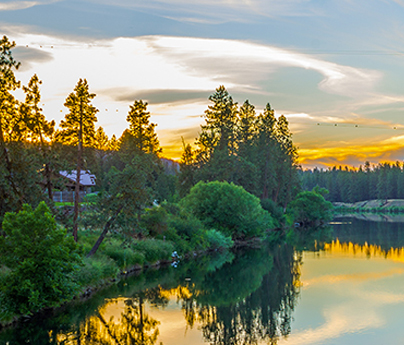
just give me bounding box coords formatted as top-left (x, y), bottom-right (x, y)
top-left (0, 116), bottom-right (23, 208)
top-left (72, 152), bottom-right (81, 242)
top-left (45, 162), bottom-right (53, 201)
top-left (86, 206), bottom-right (122, 257)
top-left (73, 109), bottom-right (83, 242)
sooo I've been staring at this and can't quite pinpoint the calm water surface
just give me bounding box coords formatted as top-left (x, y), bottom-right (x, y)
top-left (2, 217), bottom-right (404, 344)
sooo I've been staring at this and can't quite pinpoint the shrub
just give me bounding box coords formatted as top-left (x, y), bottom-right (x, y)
top-left (181, 181), bottom-right (275, 240)
top-left (288, 189), bottom-right (333, 226)
top-left (0, 202), bottom-right (82, 318)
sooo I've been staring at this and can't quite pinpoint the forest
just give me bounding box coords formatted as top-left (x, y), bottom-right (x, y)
top-left (0, 35), bottom-right (333, 322)
top-left (301, 162), bottom-right (404, 203)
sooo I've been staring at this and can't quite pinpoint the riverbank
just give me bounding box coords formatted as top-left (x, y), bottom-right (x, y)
top-left (0, 229), bottom-right (281, 328)
top-left (334, 199), bottom-right (404, 213)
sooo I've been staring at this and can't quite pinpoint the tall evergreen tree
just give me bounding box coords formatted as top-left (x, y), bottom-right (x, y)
top-left (254, 103), bottom-right (277, 200)
top-left (21, 74), bottom-right (56, 200)
top-left (196, 86), bottom-right (239, 182)
top-left (273, 115), bottom-right (298, 208)
top-left (237, 99), bottom-right (256, 154)
top-left (0, 36), bottom-right (23, 217)
top-left (58, 78), bottom-right (98, 241)
top-left (126, 100), bottom-right (161, 156)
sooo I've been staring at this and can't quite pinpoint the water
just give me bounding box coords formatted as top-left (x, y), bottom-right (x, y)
top-left (2, 217), bottom-right (404, 344)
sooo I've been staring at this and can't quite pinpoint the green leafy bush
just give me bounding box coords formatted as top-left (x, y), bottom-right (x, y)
top-left (0, 202), bottom-right (82, 318)
top-left (167, 210), bottom-right (208, 249)
top-left (288, 189), bottom-right (333, 226)
top-left (181, 181), bottom-right (275, 240)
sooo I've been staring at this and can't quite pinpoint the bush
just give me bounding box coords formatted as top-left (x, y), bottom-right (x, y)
top-left (167, 210), bottom-right (207, 248)
top-left (288, 189), bottom-right (333, 226)
top-left (0, 202), bottom-right (82, 318)
top-left (181, 181), bottom-right (275, 240)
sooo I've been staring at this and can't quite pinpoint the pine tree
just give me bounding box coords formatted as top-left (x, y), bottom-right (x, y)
top-left (21, 74), bottom-right (56, 200)
top-left (253, 103), bottom-right (277, 200)
top-left (0, 36), bottom-right (24, 220)
top-left (237, 99), bottom-right (256, 154)
top-left (196, 86), bottom-right (239, 182)
top-left (58, 78), bottom-right (98, 241)
top-left (178, 138), bottom-right (196, 198)
top-left (126, 100), bottom-right (161, 155)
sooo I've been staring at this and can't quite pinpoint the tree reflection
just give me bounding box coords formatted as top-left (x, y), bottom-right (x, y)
top-left (70, 290), bottom-right (164, 345)
top-left (178, 244), bottom-right (302, 345)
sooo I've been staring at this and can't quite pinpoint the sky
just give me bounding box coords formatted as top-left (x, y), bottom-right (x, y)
top-left (3, 0), bottom-right (404, 168)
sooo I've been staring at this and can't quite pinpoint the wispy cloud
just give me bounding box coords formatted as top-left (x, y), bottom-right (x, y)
top-left (0, 0), bottom-right (59, 11)
top-left (85, 0), bottom-right (318, 23)
top-left (144, 36), bottom-right (382, 99)
top-left (0, 1), bottom-right (39, 11)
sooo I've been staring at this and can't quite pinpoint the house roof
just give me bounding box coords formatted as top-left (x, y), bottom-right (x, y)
top-left (59, 170), bottom-right (96, 186)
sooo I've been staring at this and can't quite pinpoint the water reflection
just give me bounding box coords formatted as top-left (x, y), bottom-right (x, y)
top-left (333, 216), bottom-right (404, 251)
top-left (179, 245), bottom-right (302, 345)
top-left (0, 244), bottom-right (302, 345)
top-left (323, 239), bottom-right (404, 268)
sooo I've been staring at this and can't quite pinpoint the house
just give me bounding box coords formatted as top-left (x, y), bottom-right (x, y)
top-left (53, 170), bottom-right (96, 203)
top-left (59, 170), bottom-right (96, 193)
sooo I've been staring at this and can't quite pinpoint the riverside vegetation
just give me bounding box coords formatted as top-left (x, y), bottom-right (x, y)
top-left (0, 36), bottom-right (333, 323)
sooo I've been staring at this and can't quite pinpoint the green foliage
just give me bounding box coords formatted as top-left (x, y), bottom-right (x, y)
top-left (181, 181), bottom-right (275, 240)
top-left (74, 255), bottom-right (119, 288)
top-left (57, 78), bottom-right (98, 146)
top-left (301, 161), bottom-right (404, 203)
top-left (0, 202), bottom-right (82, 318)
top-left (155, 172), bottom-right (178, 203)
top-left (103, 239), bottom-right (145, 269)
top-left (205, 229), bottom-right (233, 250)
top-left (140, 206), bottom-right (169, 237)
top-left (288, 188), bottom-right (333, 226)
top-left (260, 198), bottom-right (285, 227)
top-left (125, 100), bottom-right (161, 155)
top-left (131, 239), bottom-right (174, 264)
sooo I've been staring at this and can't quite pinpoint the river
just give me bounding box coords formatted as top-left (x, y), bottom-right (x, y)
top-left (2, 217), bottom-right (404, 344)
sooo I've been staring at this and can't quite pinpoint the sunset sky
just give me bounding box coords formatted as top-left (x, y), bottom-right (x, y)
top-left (3, 0), bottom-right (404, 168)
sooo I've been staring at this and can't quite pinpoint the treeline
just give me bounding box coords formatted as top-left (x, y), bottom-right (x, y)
top-left (301, 161), bottom-right (404, 202)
